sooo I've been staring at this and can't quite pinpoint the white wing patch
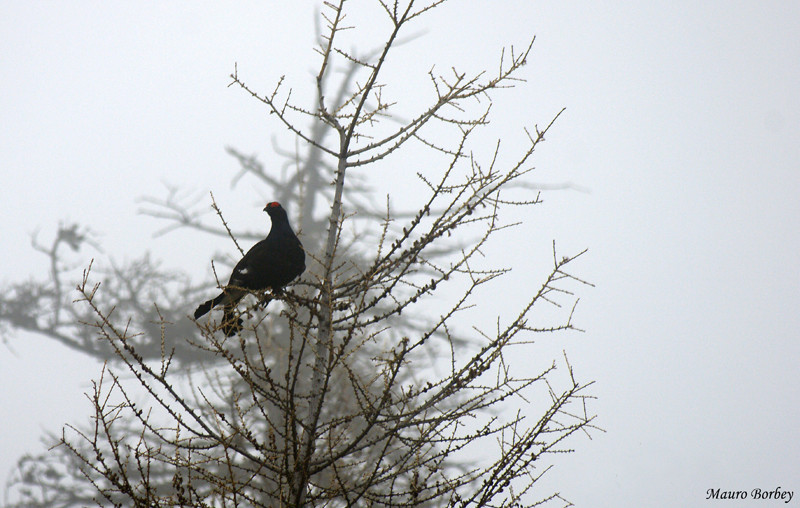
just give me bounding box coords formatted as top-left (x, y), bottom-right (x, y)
top-left (229, 266), bottom-right (249, 286)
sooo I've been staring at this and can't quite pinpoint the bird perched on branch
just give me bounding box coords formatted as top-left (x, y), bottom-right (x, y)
top-left (194, 202), bottom-right (305, 336)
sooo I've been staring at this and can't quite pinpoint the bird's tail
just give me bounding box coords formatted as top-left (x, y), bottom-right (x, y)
top-left (194, 292), bottom-right (226, 319)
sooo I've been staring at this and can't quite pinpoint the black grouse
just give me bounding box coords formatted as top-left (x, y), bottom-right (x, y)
top-left (194, 202), bottom-right (305, 336)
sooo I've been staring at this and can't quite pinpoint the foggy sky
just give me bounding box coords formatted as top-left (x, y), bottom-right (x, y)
top-left (2, 2), bottom-right (798, 506)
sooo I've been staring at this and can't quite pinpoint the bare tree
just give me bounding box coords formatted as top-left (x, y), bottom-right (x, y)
top-left (3, 2), bottom-right (595, 507)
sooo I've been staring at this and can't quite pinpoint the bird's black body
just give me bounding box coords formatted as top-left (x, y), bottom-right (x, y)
top-left (194, 202), bottom-right (305, 336)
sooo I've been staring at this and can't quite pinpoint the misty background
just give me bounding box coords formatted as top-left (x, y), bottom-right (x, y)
top-left (2, 2), bottom-right (798, 506)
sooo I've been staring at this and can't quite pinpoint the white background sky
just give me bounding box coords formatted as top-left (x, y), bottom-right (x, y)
top-left (2, 2), bottom-right (798, 506)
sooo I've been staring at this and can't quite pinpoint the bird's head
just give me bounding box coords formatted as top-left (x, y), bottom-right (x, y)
top-left (264, 201), bottom-right (283, 213)
top-left (264, 202), bottom-right (290, 224)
